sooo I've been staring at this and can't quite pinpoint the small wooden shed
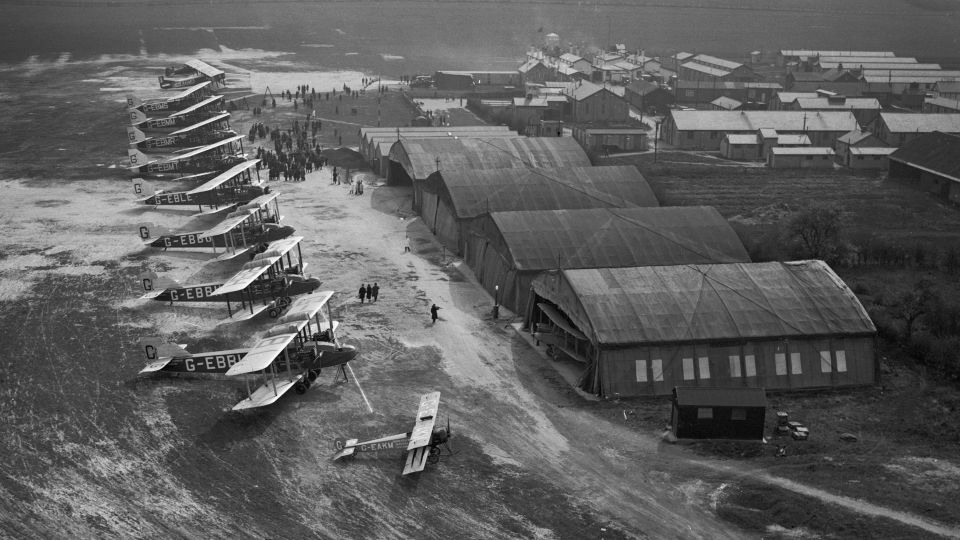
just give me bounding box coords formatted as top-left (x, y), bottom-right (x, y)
top-left (672, 386), bottom-right (767, 440)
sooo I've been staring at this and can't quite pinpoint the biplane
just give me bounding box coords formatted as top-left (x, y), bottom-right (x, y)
top-left (139, 235), bottom-right (319, 322)
top-left (126, 81), bottom-right (213, 115)
top-left (132, 159), bottom-right (264, 213)
top-left (128, 95), bottom-right (225, 129)
top-left (136, 290), bottom-right (354, 377)
top-left (225, 291), bottom-right (359, 410)
top-left (159, 59), bottom-right (226, 90)
top-left (332, 392), bottom-right (452, 475)
top-left (127, 113), bottom-right (233, 150)
top-left (137, 193), bottom-right (294, 262)
top-left (128, 134), bottom-right (246, 178)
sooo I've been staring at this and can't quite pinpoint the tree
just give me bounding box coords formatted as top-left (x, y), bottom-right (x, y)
top-left (784, 204), bottom-right (844, 262)
top-left (889, 279), bottom-right (936, 341)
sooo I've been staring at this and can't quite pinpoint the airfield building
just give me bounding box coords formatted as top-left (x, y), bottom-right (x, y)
top-left (527, 261), bottom-right (877, 398)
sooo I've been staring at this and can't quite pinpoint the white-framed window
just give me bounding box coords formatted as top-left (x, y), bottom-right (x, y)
top-left (682, 357), bottom-right (695, 380)
top-left (651, 359), bottom-right (664, 381)
top-left (698, 357), bottom-right (711, 379)
top-left (636, 359), bottom-right (648, 382)
top-left (731, 408), bottom-right (747, 421)
top-left (729, 355), bottom-right (742, 378)
top-left (836, 350), bottom-right (847, 372)
top-left (697, 407), bottom-right (713, 419)
top-left (791, 352), bottom-right (802, 374)
top-left (820, 350), bottom-right (832, 373)
top-left (775, 352), bottom-right (787, 375)
top-left (745, 354), bottom-right (757, 377)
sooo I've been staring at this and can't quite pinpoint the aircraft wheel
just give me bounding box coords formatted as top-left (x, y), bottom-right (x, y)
top-left (307, 370), bottom-right (318, 382)
top-left (283, 296), bottom-right (292, 305)
top-left (294, 382), bottom-right (307, 395)
top-left (427, 446), bottom-right (441, 464)
top-left (276, 297), bottom-right (289, 308)
top-left (268, 308), bottom-right (280, 318)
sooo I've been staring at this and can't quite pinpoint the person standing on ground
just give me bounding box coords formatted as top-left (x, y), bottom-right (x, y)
top-left (404, 235), bottom-right (411, 253)
top-left (332, 167), bottom-right (339, 185)
top-left (372, 283), bottom-right (379, 302)
top-left (365, 283), bottom-right (372, 301)
top-left (430, 304), bottom-right (440, 324)
top-left (358, 284), bottom-right (366, 304)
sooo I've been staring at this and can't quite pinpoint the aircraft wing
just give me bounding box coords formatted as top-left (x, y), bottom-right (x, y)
top-left (236, 191), bottom-right (279, 212)
top-left (225, 333), bottom-right (297, 376)
top-left (168, 112), bottom-right (231, 135)
top-left (402, 391), bottom-right (441, 475)
top-left (246, 235), bottom-right (303, 265)
top-left (231, 372), bottom-right (303, 411)
top-left (169, 95), bottom-right (223, 118)
top-left (171, 81), bottom-right (212, 100)
top-left (199, 208), bottom-right (256, 240)
top-left (169, 134), bottom-right (244, 162)
top-left (186, 159), bottom-right (259, 195)
top-left (212, 263), bottom-right (272, 296)
top-left (185, 59), bottom-right (224, 78)
top-left (277, 291), bottom-right (335, 322)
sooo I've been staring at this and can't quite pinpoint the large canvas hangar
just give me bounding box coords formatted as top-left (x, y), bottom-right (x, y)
top-left (527, 261), bottom-right (877, 397)
top-left (466, 206), bottom-right (750, 313)
top-left (418, 165), bottom-right (660, 254)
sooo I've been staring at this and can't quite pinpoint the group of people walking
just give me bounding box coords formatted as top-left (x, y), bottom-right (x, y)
top-left (358, 283), bottom-right (379, 303)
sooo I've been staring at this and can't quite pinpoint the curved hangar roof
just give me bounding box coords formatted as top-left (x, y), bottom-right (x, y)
top-left (438, 165), bottom-right (659, 218)
top-left (490, 206), bottom-right (749, 271)
top-left (389, 136), bottom-right (590, 181)
top-left (550, 260), bottom-right (876, 346)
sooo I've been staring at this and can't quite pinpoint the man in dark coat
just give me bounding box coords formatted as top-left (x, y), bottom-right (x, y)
top-left (365, 284), bottom-right (372, 301)
top-left (358, 284), bottom-right (366, 303)
top-left (430, 304), bottom-right (440, 324)
top-left (371, 283), bottom-right (379, 302)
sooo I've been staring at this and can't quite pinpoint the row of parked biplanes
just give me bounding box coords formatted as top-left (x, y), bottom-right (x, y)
top-left (125, 61), bottom-right (450, 474)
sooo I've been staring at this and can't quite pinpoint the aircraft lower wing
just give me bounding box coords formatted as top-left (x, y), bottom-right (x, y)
top-left (403, 447), bottom-right (431, 475)
top-left (216, 302), bottom-right (274, 326)
top-left (232, 372), bottom-right (302, 411)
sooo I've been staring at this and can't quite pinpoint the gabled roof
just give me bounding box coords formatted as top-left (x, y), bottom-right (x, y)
top-left (568, 81), bottom-right (624, 101)
top-left (691, 53), bottom-right (743, 71)
top-left (935, 81), bottom-right (960, 93)
top-left (925, 96), bottom-right (960, 111)
top-left (627, 80), bottom-right (662, 96)
top-left (711, 96), bottom-right (742, 110)
top-left (794, 97), bottom-right (881, 110)
top-left (492, 206), bottom-right (749, 272)
top-left (889, 131), bottom-right (960, 183)
top-left (391, 136), bottom-right (590, 180)
top-left (837, 129), bottom-right (878, 145)
top-left (551, 260), bottom-right (875, 345)
top-left (560, 53), bottom-right (585, 64)
top-left (669, 110), bottom-right (859, 132)
top-left (769, 147), bottom-right (834, 155)
top-left (775, 134), bottom-right (812, 145)
top-left (724, 134), bottom-right (758, 145)
top-left (880, 113), bottom-right (960, 134)
top-left (436, 165), bottom-right (658, 219)
top-left (676, 81), bottom-right (782, 90)
top-left (849, 147), bottom-right (896, 156)
top-left (518, 59), bottom-right (548, 74)
top-left (680, 62), bottom-right (730, 78)
top-left (776, 92), bottom-right (819, 104)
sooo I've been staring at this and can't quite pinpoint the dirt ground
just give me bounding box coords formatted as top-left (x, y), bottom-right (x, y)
top-left (1, 56), bottom-right (959, 539)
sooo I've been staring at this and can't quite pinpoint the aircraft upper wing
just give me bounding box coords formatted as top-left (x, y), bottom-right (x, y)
top-left (185, 59), bottom-right (224, 78)
top-left (185, 159), bottom-right (259, 195)
top-left (407, 392), bottom-right (441, 451)
top-left (170, 95), bottom-right (224, 118)
top-left (168, 112), bottom-right (231, 135)
top-left (213, 235), bottom-right (304, 295)
top-left (198, 208), bottom-right (257, 239)
top-left (276, 291), bottom-right (334, 323)
top-left (170, 134), bottom-right (244, 162)
top-left (236, 191), bottom-right (278, 212)
top-left (171, 81), bottom-right (212, 100)
top-left (225, 333), bottom-right (297, 376)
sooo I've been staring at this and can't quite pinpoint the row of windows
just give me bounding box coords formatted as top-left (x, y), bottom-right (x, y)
top-left (636, 350), bottom-right (848, 382)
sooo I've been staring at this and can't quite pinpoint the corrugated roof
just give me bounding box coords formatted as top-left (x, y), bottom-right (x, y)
top-left (492, 206), bottom-right (749, 272)
top-left (781, 50), bottom-right (894, 57)
top-left (837, 129), bottom-right (875, 145)
top-left (669, 110), bottom-right (859, 132)
top-left (439, 165), bottom-right (658, 218)
top-left (674, 386), bottom-right (767, 407)
top-left (770, 147), bottom-right (834, 155)
top-left (820, 62), bottom-right (939, 71)
top-left (514, 97), bottom-right (549, 107)
top-left (775, 92), bottom-right (819, 104)
top-left (849, 147), bottom-right (896, 156)
top-left (861, 69), bottom-right (960, 78)
top-left (557, 260), bottom-right (876, 345)
top-left (392, 136), bottom-right (590, 180)
top-left (692, 54), bottom-right (743, 71)
top-left (925, 97), bottom-right (960, 110)
top-left (794, 97), bottom-right (881, 110)
top-left (818, 56), bottom-right (917, 64)
top-left (864, 75), bottom-right (960, 84)
top-left (680, 62), bottom-right (731, 77)
top-left (775, 134), bottom-right (812, 145)
top-left (711, 96), bottom-right (742, 110)
top-left (889, 131), bottom-right (960, 183)
top-left (880, 113), bottom-right (960, 134)
top-left (676, 80), bottom-right (782, 90)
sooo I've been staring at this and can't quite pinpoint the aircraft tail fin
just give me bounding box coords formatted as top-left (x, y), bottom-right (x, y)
top-left (128, 108), bottom-right (148, 125)
top-left (126, 94), bottom-right (142, 108)
top-left (138, 270), bottom-right (180, 296)
top-left (332, 438), bottom-right (358, 460)
top-left (137, 223), bottom-right (171, 243)
top-left (136, 336), bottom-right (191, 373)
top-left (127, 148), bottom-right (151, 168)
top-left (126, 125), bottom-right (147, 144)
top-left (132, 178), bottom-right (156, 200)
